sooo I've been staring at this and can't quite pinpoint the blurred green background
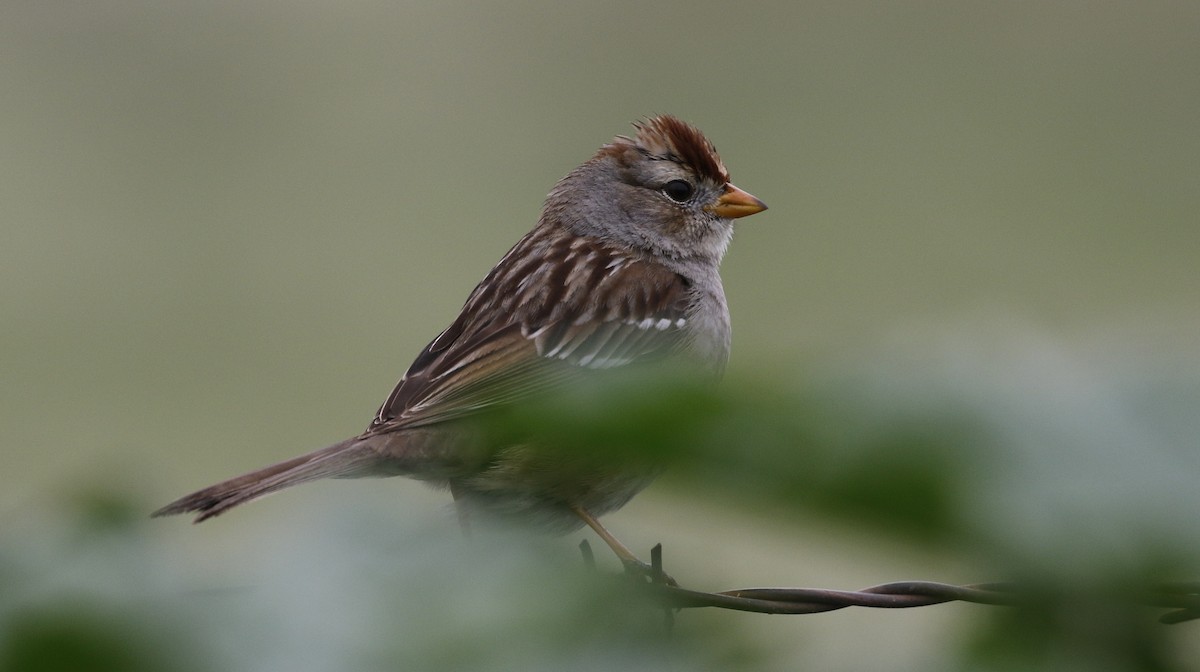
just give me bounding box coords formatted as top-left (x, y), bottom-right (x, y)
top-left (2, 1), bottom-right (1198, 670)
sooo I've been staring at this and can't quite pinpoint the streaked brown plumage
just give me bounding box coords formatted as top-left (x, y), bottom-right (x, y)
top-left (154, 115), bottom-right (766, 568)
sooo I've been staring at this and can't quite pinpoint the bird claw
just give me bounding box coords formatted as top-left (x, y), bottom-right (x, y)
top-left (578, 539), bottom-right (679, 586)
top-left (621, 559), bottom-right (677, 586)
top-left (621, 544), bottom-right (678, 587)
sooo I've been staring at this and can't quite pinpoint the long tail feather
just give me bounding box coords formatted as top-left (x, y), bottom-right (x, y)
top-left (152, 437), bottom-right (377, 523)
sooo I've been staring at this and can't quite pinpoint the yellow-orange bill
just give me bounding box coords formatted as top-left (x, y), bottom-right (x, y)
top-left (708, 184), bottom-right (767, 219)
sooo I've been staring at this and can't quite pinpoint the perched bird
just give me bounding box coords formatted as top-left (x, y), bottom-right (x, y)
top-left (154, 115), bottom-right (766, 571)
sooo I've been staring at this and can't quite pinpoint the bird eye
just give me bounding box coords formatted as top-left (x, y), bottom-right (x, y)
top-left (661, 179), bottom-right (695, 203)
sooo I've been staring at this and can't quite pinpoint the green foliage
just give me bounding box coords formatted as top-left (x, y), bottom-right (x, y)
top-left (482, 365), bottom-right (986, 545)
top-left (1, 606), bottom-right (183, 672)
top-left (4, 342), bottom-right (1198, 670)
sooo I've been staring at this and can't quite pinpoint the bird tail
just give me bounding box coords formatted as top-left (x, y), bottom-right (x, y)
top-left (152, 436), bottom-right (379, 523)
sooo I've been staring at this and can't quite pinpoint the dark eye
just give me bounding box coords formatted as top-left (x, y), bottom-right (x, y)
top-left (661, 179), bottom-right (695, 203)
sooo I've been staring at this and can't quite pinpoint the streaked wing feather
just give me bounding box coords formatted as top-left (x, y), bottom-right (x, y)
top-left (402, 331), bottom-right (571, 426)
top-left (369, 230), bottom-right (692, 433)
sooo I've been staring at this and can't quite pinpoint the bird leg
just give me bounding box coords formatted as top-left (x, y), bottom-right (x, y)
top-left (569, 504), bottom-right (676, 586)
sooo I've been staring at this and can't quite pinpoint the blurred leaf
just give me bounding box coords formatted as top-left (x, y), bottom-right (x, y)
top-left (480, 367), bottom-right (976, 544)
top-left (961, 582), bottom-right (1181, 672)
top-left (1, 606), bottom-right (183, 672)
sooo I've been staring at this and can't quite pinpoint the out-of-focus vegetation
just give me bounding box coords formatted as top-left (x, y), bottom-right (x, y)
top-left (4, 338), bottom-right (1199, 671)
top-left (2, 0), bottom-right (1198, 669)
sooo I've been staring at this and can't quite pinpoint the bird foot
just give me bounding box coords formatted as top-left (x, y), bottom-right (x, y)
top-left (620, 544), bottom-right (678, 587)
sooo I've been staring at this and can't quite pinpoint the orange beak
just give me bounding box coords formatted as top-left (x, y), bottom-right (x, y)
top-left (707, 183), bottom-right (767, 219)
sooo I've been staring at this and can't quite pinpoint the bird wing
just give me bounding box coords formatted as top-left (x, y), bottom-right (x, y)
top-left (368, 231), bottom-right (693, 432)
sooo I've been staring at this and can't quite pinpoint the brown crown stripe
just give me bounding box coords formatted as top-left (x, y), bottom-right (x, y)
top-left (634, 115), bottom-right (729, 185)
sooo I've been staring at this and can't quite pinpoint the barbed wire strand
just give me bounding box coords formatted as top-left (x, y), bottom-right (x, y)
top-left (579, 542), bottom-right (1200, 625)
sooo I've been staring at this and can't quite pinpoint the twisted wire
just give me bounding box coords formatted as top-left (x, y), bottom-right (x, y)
top-left (581, 542), bottom-right (1200, 625)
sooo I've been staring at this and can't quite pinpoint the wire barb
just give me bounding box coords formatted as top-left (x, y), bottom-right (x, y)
top-left (578, 539), bottom-right (596, 571)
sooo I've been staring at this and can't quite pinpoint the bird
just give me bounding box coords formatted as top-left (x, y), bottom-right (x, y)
top-left (153, 115), bottom-right (766, 573)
